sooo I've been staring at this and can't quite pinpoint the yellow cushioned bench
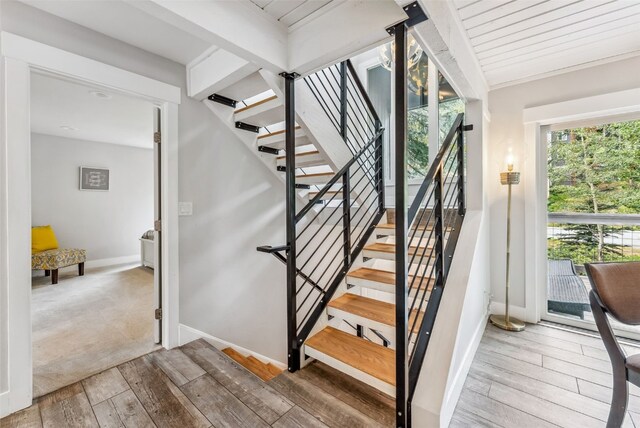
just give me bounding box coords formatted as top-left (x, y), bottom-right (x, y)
top-left (31, 226), bottom-right (86, 284)
top-left (32, 248), bottom-right (86, 284)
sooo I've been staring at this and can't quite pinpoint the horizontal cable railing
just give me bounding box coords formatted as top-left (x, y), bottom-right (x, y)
top-left (258, 60), bottom-right (384, 372)
top-left (547, 212), bottom-right (640, 269)
top-left (395, 112), bottom-right (467, 405)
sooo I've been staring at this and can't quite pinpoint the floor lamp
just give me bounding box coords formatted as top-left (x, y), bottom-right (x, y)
top-left (490, 160), bottom-right (525, 332)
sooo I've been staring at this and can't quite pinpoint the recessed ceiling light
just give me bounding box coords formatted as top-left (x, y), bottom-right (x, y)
top-left (60, 125), bottom-right (78, 131)
top-left (89, 90), bottom-right (112, 99)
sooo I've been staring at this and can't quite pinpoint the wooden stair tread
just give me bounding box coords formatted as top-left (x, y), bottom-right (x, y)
top-left (222, 347), bottom-right (248, 364)
top-left (347, 267), bottom-right (433, 290)
top-left (296, 172), bottom-right (334, 178)
top-left (328, 293), bottom-right (425, 330)
top-left (277, 150), bottom-right (319, 160)
top-left (377, 223), bottom-right (452, 231)
top-left (329, 294), bottom-right (395, 326)
top-left (377, 223), bottom-right (428, 230)
top-left (246, 356), bottom-right (276, 381)
top-left (265, 363), bottom-right (284, 377)
top-left (222, 348), bottom-right (274, 381)
top-left (364, 242), bottom-right (433, 254)
top-left (305, 327), bottom-right (395, 386)
top-left (257, 126), bottom-right (301, 140)
top-left (234, 95), bottom-right (278, 113)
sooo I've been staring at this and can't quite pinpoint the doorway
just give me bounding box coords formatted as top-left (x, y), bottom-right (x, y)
top-left (1, 33), bottom-right (180, 417)
top-left (543, 117), bottom-right (640, 339)
top-left (29, 73), bottom-right (163, 396)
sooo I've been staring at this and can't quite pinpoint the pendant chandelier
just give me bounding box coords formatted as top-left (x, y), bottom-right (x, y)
top-left (379, 33), bottom-right (423, 72)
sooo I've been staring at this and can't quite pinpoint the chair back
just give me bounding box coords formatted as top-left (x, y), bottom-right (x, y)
top-left (585, 262), bottom-right (640, 325)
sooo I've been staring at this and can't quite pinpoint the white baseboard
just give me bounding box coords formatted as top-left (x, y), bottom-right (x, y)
top-left (441, 312), bottom-right (488, 426)
top-left (85, 255), bottom-right (140, 269)
top-left (489, 301), bottom-right (529, 322)
top-left (178, 324), bottom-right (287, 370)
top-left (0, 391), bottom-right (9, 419)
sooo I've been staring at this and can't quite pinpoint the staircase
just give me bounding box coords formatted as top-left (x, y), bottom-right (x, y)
top-left (254, 66), bottom-right (468, 428)
top-left (205, 68), bottom-right (350, 207)
top-left (205, 5), bottom-right (470, 426)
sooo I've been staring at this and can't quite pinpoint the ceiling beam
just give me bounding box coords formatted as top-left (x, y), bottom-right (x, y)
top-left (410, 0), bottom-right (489, 104)
top-left (187, 47), bottom-right (260, 101)
top-left (127, 0), bottom-right (288, 73)
top-left (288, 0), bottom-right (406, 75)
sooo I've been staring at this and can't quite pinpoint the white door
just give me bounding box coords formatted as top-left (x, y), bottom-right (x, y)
top-left (153, 107), bottom-right (162, 344)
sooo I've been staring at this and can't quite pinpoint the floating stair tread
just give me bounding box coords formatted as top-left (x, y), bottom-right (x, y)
top-left (347, 267), bottom-right (433, 291)
top-left (235, 95), bottom-right (278, 114)
top-left (277, 150), bottom-right (320, 160)
top-left (305, 327), bottom-right (395, 386)
top-left (327, 294), bottom-right (425, 331)
top-left (257, 126), bottom-right (301, 140)
top-left (328, 294), bottom-right (395, 326)
top-left (223, 348), bottom-right (273, 381)
top-left (296, 172), bottom-right (334, 179)
top-left (377, 223), bottom-right (454, 229)
top-left (364, 242), bottom-right (433, 254)
top-left (377, 223), bottom-right (428, 230)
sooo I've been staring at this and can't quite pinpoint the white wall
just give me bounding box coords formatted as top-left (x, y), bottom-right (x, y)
top-left (0, 1), bottom-right (289, 410)
top-left (177, 93), bottom-right (288, 363)
top-left (30, 133), bottom-right (153, 263)
top-left (0, 0), bottom-right (8, 399)
top-left (488, 55), bottom-right (640, 310)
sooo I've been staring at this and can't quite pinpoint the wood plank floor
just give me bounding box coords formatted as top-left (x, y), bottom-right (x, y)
top-left (1, 339), bottom-right (394, 428)
top-left (4, 322), bottom-right (639, 427)
top-left (451, 322), bottom-right (640, 428)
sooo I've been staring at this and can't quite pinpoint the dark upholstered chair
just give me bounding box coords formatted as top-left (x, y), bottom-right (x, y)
top-left (586, 262), bottom-right (640, 428)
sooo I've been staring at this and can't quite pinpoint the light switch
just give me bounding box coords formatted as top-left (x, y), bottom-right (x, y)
top-left (178, 202), bottom-right (193, 216)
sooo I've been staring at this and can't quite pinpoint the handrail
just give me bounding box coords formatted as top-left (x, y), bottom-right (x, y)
top-left (258, 58), bottom-right (385, 374)
top-left (408, 113), bottom-right (464, 226)
top-left (345, 59), bottom-right (380, 124)
top-left (400, 116), bottom-right (466, 401)
top-left (548, 212), bottom-right (640, 225)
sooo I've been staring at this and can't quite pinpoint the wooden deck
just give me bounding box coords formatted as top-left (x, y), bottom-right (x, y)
top-left (3, 322), bottom-right (640, 427)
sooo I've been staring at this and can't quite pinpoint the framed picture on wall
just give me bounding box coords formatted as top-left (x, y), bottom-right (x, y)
top-left (79, 166), bottom-right (109, 191)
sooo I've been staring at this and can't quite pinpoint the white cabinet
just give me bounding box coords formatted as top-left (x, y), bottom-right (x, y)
top-left (140, 238), bottom-right (154, 269)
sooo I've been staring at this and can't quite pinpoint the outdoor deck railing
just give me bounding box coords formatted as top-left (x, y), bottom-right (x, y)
top-left (548, 212), bottom-right (640, 273)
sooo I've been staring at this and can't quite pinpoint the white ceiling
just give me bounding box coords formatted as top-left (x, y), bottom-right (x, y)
top-left (452, 0), bottom-right (640, 87)
top-left (31, 73), bottom-right (155, 149)
top-left (249, 0), bottom-right (333, 27)
top-left (20, 0), bottom-right (213, 65)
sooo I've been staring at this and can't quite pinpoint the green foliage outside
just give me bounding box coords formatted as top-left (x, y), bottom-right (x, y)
top-left (406, 98), bottom-right (465, 179)
top-left (547, 120), bottom-right (640, 264)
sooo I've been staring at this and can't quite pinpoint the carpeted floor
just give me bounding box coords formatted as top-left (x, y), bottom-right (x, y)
top-left (31, 263), bottom-right (159, 397)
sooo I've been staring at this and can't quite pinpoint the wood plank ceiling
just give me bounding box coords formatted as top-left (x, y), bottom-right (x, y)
top-left (452, 0), bottom-right (640, 87)
top-left (249, 0), bottom-right (332, 27)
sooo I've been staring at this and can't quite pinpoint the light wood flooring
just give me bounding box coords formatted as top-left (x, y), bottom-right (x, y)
top-left (4, 322), bottom-right (640, 427)
top-left (451, 322), bottom-right (640, 428)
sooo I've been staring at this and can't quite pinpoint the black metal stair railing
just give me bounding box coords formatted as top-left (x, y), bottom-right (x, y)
top-left (404, 113), bottom-right (466, 394)
top-left (258, 60), bottom-right (384, 373)
top-left (389, 11), bottom-right (470, 423)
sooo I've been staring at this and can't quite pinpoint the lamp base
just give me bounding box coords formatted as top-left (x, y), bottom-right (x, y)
top-left (489, 314), bottom-right (525, 332)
